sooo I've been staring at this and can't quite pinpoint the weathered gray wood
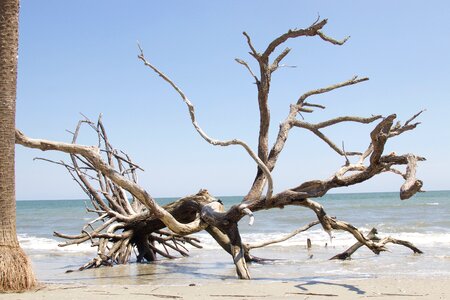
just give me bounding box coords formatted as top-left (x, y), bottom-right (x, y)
top-left (15, 18), bottom-right (426, 280)
top-left (330, 228), bottom-right (423, 260)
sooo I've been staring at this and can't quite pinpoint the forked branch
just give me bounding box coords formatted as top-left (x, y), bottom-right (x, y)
top-left (242, 19), bottom-right (357, 201)
top-left (15, 129), bottom-right (209, 236)
top-left (262, 19), bottom-right (349, 59)
top-left (291, 115), bottom-right (382, 156)
top-left (330, 228), bottom-right (423, 260)
top-left (137, 44), bottom-right (274, 202)
top-left (266, 76), bottom-right (373, 172)
top-left (297, 76), bottom-right (369, 105)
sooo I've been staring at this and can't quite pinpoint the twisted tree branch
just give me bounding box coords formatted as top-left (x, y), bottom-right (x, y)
top-left (138, 44), bottom-right (274, 202)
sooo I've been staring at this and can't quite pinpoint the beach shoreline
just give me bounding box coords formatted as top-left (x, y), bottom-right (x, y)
top-left (13, 192), bottom-right (450, 299)
top-left (2, 275), bottom-right (449, 299)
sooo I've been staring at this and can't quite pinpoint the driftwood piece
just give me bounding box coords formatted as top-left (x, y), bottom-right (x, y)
top-left (136, 17), bottom-right (424, 275)
top-left (331, 228), bottom-right (423, 260)
top-left (16, 18), bottom-right (425, 280)
top-left (16, 117), bottom-right (218, 270)
top-left (330, 228), bottom-right (379, 260)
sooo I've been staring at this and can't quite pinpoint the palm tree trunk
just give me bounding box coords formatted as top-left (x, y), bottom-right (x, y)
top-left (0, 0), bottom-right (37, 292)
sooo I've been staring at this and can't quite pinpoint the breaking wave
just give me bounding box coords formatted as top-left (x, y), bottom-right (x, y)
top-left (18, 234), bottom-right (96, 253)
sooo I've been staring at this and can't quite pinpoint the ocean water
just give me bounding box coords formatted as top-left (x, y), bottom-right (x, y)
top-left (16, 191), bottom-right (450, 285)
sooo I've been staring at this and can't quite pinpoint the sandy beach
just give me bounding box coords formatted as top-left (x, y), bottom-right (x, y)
top-left (12, 192), bottom-right (450, 299)
top-left (2, 276), bottom-right (449, 299)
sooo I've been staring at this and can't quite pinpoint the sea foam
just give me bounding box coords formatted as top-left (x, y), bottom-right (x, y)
top-left (18, 229), bottom-right (450, 254)
top-left (18, 234), bottom-right (96, 253)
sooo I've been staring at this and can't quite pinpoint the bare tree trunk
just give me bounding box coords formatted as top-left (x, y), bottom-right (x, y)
top-left (227, 224), bottom-right (251, 279)
top-left (0, 0), bottom-right (37, 292)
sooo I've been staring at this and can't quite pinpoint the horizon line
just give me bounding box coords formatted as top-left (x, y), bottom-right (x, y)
top-left (16, 189), bottom-right (450, 201)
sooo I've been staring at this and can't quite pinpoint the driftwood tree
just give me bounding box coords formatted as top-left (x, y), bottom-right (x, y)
top-left (16, 18), bottom-right (425, 280)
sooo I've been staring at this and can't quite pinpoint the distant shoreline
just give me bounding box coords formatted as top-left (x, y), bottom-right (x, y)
top-left (16, 189), bottom-right (450, 201)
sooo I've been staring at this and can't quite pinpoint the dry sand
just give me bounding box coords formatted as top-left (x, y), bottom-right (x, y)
top-left (1, 276), bottom-right (449, 299)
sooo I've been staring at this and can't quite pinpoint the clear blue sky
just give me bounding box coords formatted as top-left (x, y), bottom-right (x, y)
top-left (15, 1), bottom-right (450, 200)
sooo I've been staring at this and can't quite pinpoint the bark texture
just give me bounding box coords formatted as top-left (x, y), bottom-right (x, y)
top-left (0, 0), bottom-right (37, 292)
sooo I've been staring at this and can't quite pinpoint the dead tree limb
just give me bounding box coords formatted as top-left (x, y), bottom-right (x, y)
top-left (16, 17), bottom-right (425, 280)
top-left (137, 18), bottom-right (424, 278)
top-left (16, 128), bottom-right (210, 235)
top-left (245, 220), bottom-right (320, 250)
top-left (330, 228), bottom-right (423, 260)
top-left (137, 44), bottom-right (273, 204)
top-left (15, 119), bottom-right (221, 270)
top-left (330, 228), bottom-right (380, 260)
top-left (400, 154), bottom-right (423, 200)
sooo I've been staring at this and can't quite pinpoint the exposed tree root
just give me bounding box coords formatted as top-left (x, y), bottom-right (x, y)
top-left (0, 245), bottom-right (37, 292)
